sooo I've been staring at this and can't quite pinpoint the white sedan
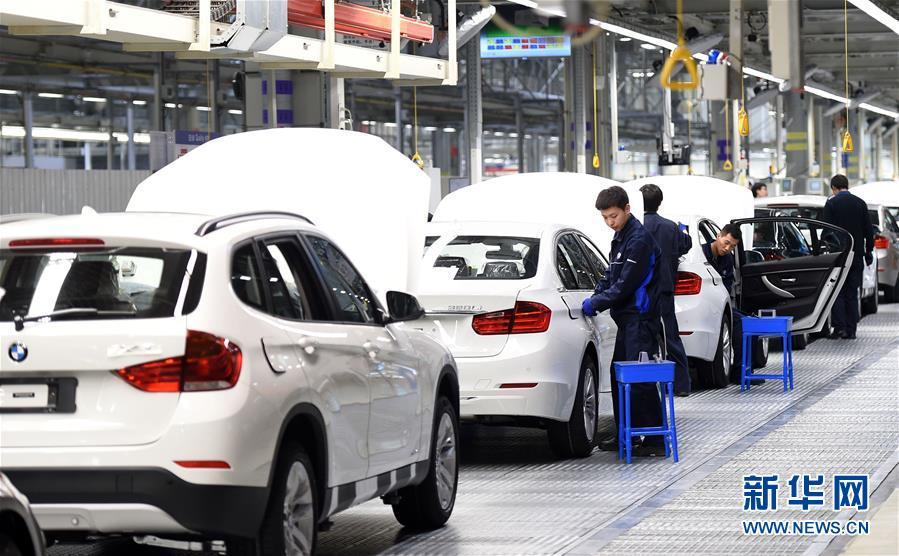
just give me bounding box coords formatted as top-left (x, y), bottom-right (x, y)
top-left (415, 221), bottom-right (617, 458)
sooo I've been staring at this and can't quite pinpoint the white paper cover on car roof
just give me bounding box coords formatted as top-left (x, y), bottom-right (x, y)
top-left (431, 172), bottom-right (640, 254)
top-left (622, 175), bottom-right (754, 230)
top-left (851, 181), bottom-right (899, 207)
top-left (126, 128), bottom-right (429, 300)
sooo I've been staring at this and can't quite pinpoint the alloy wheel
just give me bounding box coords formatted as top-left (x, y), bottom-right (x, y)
top-left (282, 461), bottom-right (315, 556)
top-left (434, 412), bottom-right (457, 510)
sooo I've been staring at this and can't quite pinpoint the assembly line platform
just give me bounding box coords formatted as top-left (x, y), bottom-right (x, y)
top-left (53, 305), bottom-right (899, 556)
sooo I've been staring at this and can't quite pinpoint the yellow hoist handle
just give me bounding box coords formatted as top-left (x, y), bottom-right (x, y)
top-left (841, 130), bottom-right (854, 153)
top-left (660, 45), bottom-right (700, 91)
top-left (411, 152), bottom-right (425, 169)
top-left (592, 153), bottom-right (600, 169)
top-left (738, 107), bottom-right (750, 137)
top-left (723, 159), bottom-right (734, 171)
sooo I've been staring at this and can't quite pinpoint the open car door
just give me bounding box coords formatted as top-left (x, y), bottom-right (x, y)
top-left (732, 216), bottom-right (854, 334)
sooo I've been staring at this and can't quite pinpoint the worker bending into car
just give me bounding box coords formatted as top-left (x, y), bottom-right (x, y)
top-left (582, 186), bottom-right (665, 458)
top-left (640, 183), bottom-right (693, 397)
top-left (702, 223), bottom-right (750, 381)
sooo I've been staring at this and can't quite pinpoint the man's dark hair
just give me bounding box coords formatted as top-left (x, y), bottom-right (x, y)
top-left (596, 185), bottom-right (629, 211)
top-left (721, 223), bottom-right (743, 242)
top-left (750, 182), bottom-right (767, 198)
top-left (639, 183), bottom-right (663, 212)
top-left (831, 174), bottom-right (849, 190)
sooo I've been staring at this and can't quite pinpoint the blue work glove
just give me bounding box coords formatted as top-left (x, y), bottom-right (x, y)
top-left (678, 222), bottom-right (689, 234)
top-left (582, 297), bottom-right (597, 317)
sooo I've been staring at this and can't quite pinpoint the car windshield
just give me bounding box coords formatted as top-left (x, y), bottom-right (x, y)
top-left (888, 207), bottom-right (898, 221)
top-left (768, 206), bottom-right (823, 220)
top-left (0, 247), bottom-right (194, 322)
top-left (428, 236), bottom-right (539, 280)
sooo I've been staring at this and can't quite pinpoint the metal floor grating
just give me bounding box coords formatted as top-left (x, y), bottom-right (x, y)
top-left (49, 305), bottom-right (899, 555)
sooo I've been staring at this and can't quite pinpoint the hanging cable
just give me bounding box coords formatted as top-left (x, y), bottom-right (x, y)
top-left (592, 40), bottom-right (600, 170)
top-left (206, 60), bottom-right (214, 139)
top-left (687, 98), bottom-right (694, 175)
top-left (841, 0), bottom-right (854, 153)
top-left (411, 86), bottom-right (424, 169)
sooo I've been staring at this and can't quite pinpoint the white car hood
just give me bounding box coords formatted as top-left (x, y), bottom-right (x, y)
top-left (126, 128), bottom-right (430, 300)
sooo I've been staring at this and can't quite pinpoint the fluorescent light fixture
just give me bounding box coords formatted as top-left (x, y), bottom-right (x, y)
top-left (507, 0), bottom-right (538, 8)
top-left (742, 67), bottom-right (786, 84)
top-left (83, 96), bottom-right (106, 103)
top-left (424, 126), bottom-right (438, 131)
top-left (404, 124), bottom-right (412, 129)
top-left (383, 122), bottom-right (397, 128)
top-left (0, 125), bottom-right (150, 144)
top-left (165, 102), bottom-right (177, 108)
top-left (196, 106), bottom-right (211, 112)
top-left (804, 85), bottom-right (850, 104)
top-left (132, 99), bottom-right (147, 105)
top-left (525, 134), bottom-right (533, 139)
top-left (38, 92), bottom-right (64, 99)
top-left (361, 120), bottom-right (372, 125)
top-left (509, 132), bottom-right (519, 138)
top-left (228, 109), bottom-right (243, 115)
top-left (592, 20), bottom-right (677, 50)
top-left (619, 37), bottom-right (632, 42)
top-left (640, 42), bottom-right (658, 50)
top-left (848, 0), bottom-right (899, 35)
top-left (859, 103), bottom-right (899, 120)
top-left (494, 131), bottom-right (505, 137)
top-left (0, 89), bottom-right (17, 95)
top-left (442, 127), bottom-right (456, 132)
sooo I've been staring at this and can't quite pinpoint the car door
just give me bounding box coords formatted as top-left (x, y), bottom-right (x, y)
top-left (247, 235), bottom-right (372, 486)
top-left (732, 217), bottom-right (853, 334)
top-left (574, 233), bottom-right (617, 383)
top-left (301, 233), bottom-right (423, 478)
top-left (556, 233), bottom-right (597, 318)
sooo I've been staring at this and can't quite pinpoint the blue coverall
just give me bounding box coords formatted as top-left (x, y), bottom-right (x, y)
top-left (583, 215), bottom-right (664, 446)
top-left (643, 212), bottom-right (693, 394)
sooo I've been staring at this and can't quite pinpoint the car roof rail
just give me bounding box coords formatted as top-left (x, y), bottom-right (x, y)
top-left (195, 211), bottom-right (315, 236)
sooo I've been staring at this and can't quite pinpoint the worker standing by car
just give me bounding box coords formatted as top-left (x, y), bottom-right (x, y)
top-left (640, 183), bottom-right (693, 397)
top-left (824, 174), bottom-right (874, 339)
top-left (702, 224), bottom-right (747, 379)
top-left (582, 186), bottom-right (665, 457)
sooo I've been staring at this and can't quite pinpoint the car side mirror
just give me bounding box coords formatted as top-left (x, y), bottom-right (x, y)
top-left (386, 291), bottom-right (425, 322)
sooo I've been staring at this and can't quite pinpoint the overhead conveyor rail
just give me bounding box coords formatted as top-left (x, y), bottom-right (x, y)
top-left (0, 0), bottom-right (457, 85)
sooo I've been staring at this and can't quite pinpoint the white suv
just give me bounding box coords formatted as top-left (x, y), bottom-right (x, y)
top-left (0, 211), bottom-right (459, 555)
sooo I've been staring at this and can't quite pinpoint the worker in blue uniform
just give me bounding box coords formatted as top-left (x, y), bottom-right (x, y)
top-left (582, 186), bottom-right (665, 457)
top-left (640, 183), bottom-right (693, 396)
top-left (823, 174), bottom-right (874, 339)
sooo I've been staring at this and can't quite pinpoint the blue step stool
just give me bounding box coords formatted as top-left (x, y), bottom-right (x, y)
top-left (740, 312), bottom-right (794, 392)
top-left (613, 360), bottom-right (679, 464)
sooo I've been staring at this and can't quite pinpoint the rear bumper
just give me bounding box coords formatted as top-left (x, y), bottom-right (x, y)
top-left (3, 468), bottom-right (267, 538)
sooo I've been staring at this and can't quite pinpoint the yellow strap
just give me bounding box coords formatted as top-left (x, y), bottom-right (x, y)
top-left (724, 99), bottom-right (733, 171)
top-left (661, 0), bottom-right (698, 91)
top-left (842, 0), bottom-right (853, 153)
top-left (411, 86), bottom-right (424, 169)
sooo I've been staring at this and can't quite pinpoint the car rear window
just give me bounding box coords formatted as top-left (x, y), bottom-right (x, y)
top-left (0, 247), bottom-right (201, 322)
top-left (770, 206), bottom-right (823, 220)
top-left (428, 236), bottom-right (539, 280)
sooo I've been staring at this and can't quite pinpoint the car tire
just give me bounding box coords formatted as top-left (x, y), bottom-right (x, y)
top-left (862, 288), bottom-right (878, 315)
top-left (751, 336), bottom-right (769, 369)
top-left (392, 395), bottom-right (459, 530)
top-left (793, 333), bottom-right (808, 350)
top-left (235, 443), bottom-right (319, 556)
top-left (0, 533), bottom-right (23, 556)
top-left (547, 358), bottom-right (599, 459)
top-left (703, 315), bottom-right (732, 388)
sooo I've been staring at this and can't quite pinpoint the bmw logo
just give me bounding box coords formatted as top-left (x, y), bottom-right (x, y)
top-left (8, 343), bottom-right (28, 363)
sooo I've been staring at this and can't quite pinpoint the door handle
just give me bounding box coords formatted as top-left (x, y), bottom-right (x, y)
top-left (762, 276), bottom-right (795, 298)
top-left (296, 336), bottom-right (319, 354)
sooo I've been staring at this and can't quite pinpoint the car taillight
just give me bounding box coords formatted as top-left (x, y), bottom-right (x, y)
top-left (874, 235), bottom-right (889, 249)
top-left (115, 331), bottom-right (242, 392)
top-left (674, 272), bottom-right (702, 295)
top-left (472, 301), bottom-right (551, 335)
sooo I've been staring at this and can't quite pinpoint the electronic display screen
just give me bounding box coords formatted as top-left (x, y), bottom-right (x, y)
top-left (480, 25), bottom-right (571, 59)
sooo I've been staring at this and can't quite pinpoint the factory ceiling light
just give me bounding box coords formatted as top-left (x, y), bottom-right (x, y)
top-left (132, 99), bottom-right (148, 105)
top-left (848, 0), bottom-right (899, 35)
top-left (859, 103), bottom-right (899, 119)
top-left (82, 97), bottom-right (106, 103)
top-left (0, 89), bottom-right (17, 95)
top-left (38, 92), bottom-right (64, 99)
